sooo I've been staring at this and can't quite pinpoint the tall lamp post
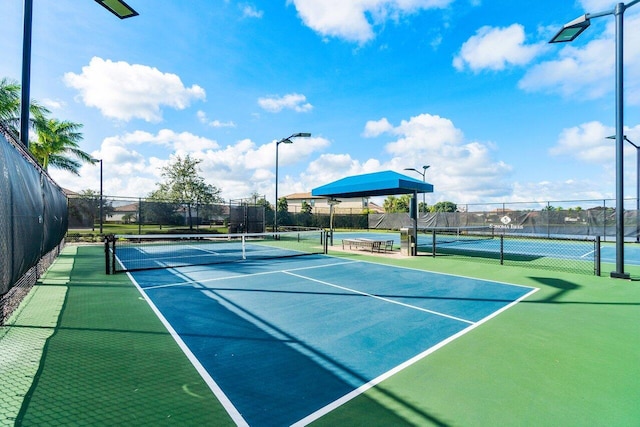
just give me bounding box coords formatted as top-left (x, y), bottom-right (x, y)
top-left (19, 0), bottom-right (138, 147)
top-left (99, 159), bottom-right (104, 234)
top-left (549, 1), bottom-right (640, 279)
top-left (92, 158), bottom-right (105, 234)
top-left (404, 165), bottom-right (430, 211)
top-left (274, 132), bottom-right (311, 232)
top-left (608, 135), bottom-right (639, 242)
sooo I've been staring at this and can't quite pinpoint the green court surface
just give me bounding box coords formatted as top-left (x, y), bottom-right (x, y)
top-left (1, 244), bottom-right (639, 426)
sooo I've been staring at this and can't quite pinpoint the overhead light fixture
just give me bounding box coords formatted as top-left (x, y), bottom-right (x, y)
top-left (94, 0), bottom-right (139, 19)
top-left (549, 15), bottom-right (590, 43)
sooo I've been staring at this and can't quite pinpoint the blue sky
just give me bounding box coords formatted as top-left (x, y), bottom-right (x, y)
top-left (2, 0), bottom-right (640, 209)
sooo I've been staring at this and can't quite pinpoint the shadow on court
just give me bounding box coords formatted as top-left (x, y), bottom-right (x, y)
top-left (11, 245), bottom-right (453, 426)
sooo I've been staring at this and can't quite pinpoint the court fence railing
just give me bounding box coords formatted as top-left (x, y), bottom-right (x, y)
top-left (63, 194), bottom-right (640, 277)
top-left (414, 227), bottom-right (601, 276)
top-left (0, 131), bottom-right (68, 325)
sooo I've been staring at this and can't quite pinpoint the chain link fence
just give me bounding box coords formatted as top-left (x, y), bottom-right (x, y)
top-left (0, 132), bottom-right (67, 325)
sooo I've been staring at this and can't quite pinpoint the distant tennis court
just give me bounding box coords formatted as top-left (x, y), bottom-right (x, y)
top-left (116, 235), bottom-right (537, 426)
top-left (334, 230), bottom-right (640, 273)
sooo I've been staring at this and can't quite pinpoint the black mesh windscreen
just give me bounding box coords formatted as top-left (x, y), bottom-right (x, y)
top-left (0, 133), bottom-right (67, 296)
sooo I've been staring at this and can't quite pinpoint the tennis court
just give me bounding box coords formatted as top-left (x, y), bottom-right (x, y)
top-left (121, 237), bottom-right (536, 426)
top-left (4, 242), bottom-right (640, 426)
top-left (334, 230), bottom-right (640, 267)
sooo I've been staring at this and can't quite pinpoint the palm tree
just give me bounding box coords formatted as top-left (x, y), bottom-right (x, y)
top-left (30, 112), bottom-right (93, 175)
top-left (0, 78), bottom-right (21, 139)
top-left (0, 77), bottom-right (50, 142)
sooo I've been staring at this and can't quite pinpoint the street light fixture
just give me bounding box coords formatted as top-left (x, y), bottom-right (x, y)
top-left (95, 0), bottom-right (139, 19)
top-left (404, 165), bottom-right (430, 212)
top-left (274, 132), bottom-right (311, 232)
top-left (550, 1), bottom-right (640, 279)
top-left (19, 0), bottom-right (139, 148)
top-left (607, 134), bottom-right (639, 242)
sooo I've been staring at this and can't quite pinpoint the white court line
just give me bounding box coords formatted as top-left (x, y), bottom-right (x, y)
top-left (283, 270), bottom-right (475, 325)
top-left (581, 249), bottom-right (596, 259)
top-left (140, 260), bottom-right (360, 291)
top-left (292, 285), bottom-right (539, 427)
top-left (131, 254), bottom-right (539, 427)
top-left (126, 272), bottom-right (249, 427)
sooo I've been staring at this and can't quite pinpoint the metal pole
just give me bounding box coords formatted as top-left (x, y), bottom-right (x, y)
top-left (99, 160), bottom-right (103, 234)
top-left (275, 141), bottom-right (279, 233)
top-left (20, 0), bottom-right (33, 148)
top-left (421, 173), bottom-right (426, 211)
top-left (611, 3), bottom-right (628, 278)
top-left (635, 143), bottom-right (640, 243)
top-left (138, 197), bottom-right (142, 234)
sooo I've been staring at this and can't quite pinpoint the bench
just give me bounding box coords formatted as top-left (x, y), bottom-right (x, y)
top-left (342, 238), bottom-right (394, 253)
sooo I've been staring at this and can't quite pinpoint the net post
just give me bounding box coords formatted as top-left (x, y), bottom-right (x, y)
top-left (323, 230), bottom-right (328, 254)
top-left (242, 235), bottom-right (247, 260)
top-left (595, 236), bottom-right (601, 276)
top-left (111, 237), bottom-right (116, 274)
top-left (104, 236), bottom-right (110, 275)
top-left (432, 229), bottom-right (436, 257)
top-left (500, 235), bottom-right (504, 265)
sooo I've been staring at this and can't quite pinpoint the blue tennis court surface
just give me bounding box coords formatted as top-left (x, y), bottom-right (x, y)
top-left (128, 255), bottom-right (536, 426)
top-left (335, 231), bottom-right (640, 265)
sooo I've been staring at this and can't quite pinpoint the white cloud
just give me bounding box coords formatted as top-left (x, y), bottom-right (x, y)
top-left (119, 129), bottom-right (219, 152)
top-left (520, 13), bottom-right (640, 105)
top-left (55, 129), bottom-right (331, 202)
top-left (241, 4), bottom-right (264, 18)
top-left (197, 111), bottom-right (236, 128)
top-left (453, 24), bottom-right (547, 72)
top-left (258, 93), bottom-right (313, 113)
top-left (64, 57), bottom-right (206, 122)
top-left (289, 0), bottom-right (453, 44)
top-left (363, 113), bottom-right (513, 203)
top-left (41, 98), bottom-right (65, 110)
top-left (550, 121), bottom-right (614, 163)
top-left (550, 121), bottom-right (640, 164)
top-left (363, 118), bottom-right (393, 137)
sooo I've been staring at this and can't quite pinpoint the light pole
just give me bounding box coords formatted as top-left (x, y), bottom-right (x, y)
top-left (99, 159), bottom-right (104, 234)
top-left (549, 1), bottom-right (640, 279)
top-left (19, 0), bottom-right (138, 147)
top-left (608, 135), bottom-right (639, 242)
top-left (404, 165), bottom-right (430, 212)
top-left (274, 132), bottom-right (311, 232)
top-left (92, 158), bottom-right (104, 234)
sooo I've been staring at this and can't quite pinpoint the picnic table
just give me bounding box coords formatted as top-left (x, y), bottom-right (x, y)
top-left (342, 238), bottom-right (394, 253)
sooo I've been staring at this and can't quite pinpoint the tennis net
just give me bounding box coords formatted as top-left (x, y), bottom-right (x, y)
top-left (419, 226), bottom-right (496, 246)
top-left (105, 230), bottom-right (327, 274)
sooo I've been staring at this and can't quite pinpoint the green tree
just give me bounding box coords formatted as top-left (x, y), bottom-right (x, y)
top-left (254, 195), bottom-right (273, 228)
top-left (383, 195), bottom-right (398, 213)
top-left (276, 197), bottom-right (290, 226)
top-left (383, 195), bottom-right (411, 213)
top-left (277, 197), bottom-right (288, 213)
top-left (68, 189), bottom-right (114, 231)
top-left (143, 192), bottom-right (182, 228)
top-left (29, 112), bottom-right (92, 175)
top-left (301, 200), bottom-right (313, 215)
top-left (151, 155), bottom-right (223, 230)
top-left (429, 201), bottom-right (457, 212)
top-left (0, 78), bottom-right (50, 142)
